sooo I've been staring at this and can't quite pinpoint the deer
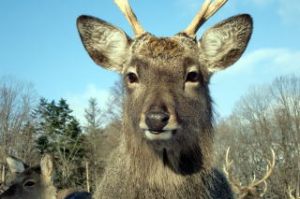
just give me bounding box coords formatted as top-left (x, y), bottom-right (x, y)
top-left (76, 0), bottom-right (253, 198)
top-left (0, 155), bottom-right (91, 199)
top-left (223, 148), bottom-right (276, 199)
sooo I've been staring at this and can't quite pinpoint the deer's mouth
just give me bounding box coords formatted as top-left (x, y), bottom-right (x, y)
top-left (144, 130), bottom-right (176, 141)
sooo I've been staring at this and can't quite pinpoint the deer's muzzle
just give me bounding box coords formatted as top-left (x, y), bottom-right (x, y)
top-left (145, 111), bottom-right (169, 132)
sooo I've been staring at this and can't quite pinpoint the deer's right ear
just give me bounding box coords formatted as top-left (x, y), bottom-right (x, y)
top-left (6, 156), bottom-right (27, 173)
top-left (77, 15), bottom-right (131, 73)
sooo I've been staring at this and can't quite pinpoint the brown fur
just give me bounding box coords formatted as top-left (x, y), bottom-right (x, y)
top-left (77, 12), bottom-right (253, 199)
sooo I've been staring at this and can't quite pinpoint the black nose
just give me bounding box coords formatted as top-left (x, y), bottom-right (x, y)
top-left (145, 111), bottom-right (170, 131)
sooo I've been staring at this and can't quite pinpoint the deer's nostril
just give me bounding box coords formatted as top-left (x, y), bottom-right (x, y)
top-left (145, 111), bottom-right (170, 131)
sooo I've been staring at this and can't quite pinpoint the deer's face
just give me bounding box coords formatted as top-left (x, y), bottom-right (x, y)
top-left (77, 14), bottom-right (252, 150)
top-left (1, 167), bottom-right (44, 199)
top-left (121, 34), bottom-right (212, 149)
top-left (1, 155), bottom-right (56, 199)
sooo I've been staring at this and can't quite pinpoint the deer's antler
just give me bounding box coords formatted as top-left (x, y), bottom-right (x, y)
top-left (248, 149), bottom-right (275, 188)
top-left (223, 147), bottom-right (243, 192)
top-left (288, 186), bottom-right (296, 199)
top-left (223, 148), bottom-right (276, 198)
top-left (114, 0), bottom-right (145, 36)
top-left (183, 0), bottom-right (228, 37)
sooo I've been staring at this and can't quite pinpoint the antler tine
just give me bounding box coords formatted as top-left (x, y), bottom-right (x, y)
top-left (288, 186), bottom-right (296, 199)
top-left (223, 147), bottom-right (242, 191)
top-left (223, 147), bottom-right (232, 175)
top-left (259, 180), bottom-right (268, 197)
top-left (183, 0), bottom-right (228, 37)
top-left (114, 0), bottom-right (145, 36)
top-left (183, 0), bottom-right (211, 37)
top-left (204, 0), bottom-right (228, 19)
top-left (249, 149), bottom-right (276, 188)
top-left (250, 173), bottom-right (256, 184)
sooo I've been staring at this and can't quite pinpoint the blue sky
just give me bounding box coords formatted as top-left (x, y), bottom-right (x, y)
top-left (1, 0), bottom-right (300, 123)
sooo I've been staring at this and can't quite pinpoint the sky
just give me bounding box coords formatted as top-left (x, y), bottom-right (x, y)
top-left (1, 0), bottom-right (300, 123)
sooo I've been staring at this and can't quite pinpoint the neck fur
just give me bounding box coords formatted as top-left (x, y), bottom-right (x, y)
top-left (120, 122), bottom-right (213, 189)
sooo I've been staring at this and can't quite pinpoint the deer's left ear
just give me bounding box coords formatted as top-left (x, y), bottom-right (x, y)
top-left (198, 14), bottom-right (253, 73)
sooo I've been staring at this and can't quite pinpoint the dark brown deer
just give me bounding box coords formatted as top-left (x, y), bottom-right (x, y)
top-left (223, 148), bottom-right (276, 199)
top-left (77, 0), bottom-right (253, 198)
top-left (0, 155), bottom-right (91, 199)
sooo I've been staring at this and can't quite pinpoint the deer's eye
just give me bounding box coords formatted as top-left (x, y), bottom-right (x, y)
top-left (185, 71), bottom-right (199, 83)
top-left (126, 72), bottom-right (139, 84)
top-left (24, 180), bottom-right (35, 187)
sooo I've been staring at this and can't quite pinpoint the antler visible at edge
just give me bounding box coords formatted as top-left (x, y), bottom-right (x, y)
top-left (114, 0), bottom-right (145, 36)
top-left (183, 0), bottom-right (228, 37)
top-left (248, 149), bottom-right (276, 188)
top-left (223, 148), bottom-right (276, 198)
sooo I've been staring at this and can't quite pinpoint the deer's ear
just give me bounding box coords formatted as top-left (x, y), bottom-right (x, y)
top-left (6, 156), bottom-right (27, 173)
top-left (40, 154), bottom-right (54, 184)
top-left (77, 15), bottom-right (131, 73)
top-left (198, 14), bottom-right (253, 73)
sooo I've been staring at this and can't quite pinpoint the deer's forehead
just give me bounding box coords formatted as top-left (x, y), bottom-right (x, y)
top-left (131, 34), bottom-right (198, 60)
top-left (125, 34), bottom-right (200, 76)
top-left (15, 167), bottom-right (41, 181)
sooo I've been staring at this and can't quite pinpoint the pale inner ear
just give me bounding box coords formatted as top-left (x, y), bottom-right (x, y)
top-left (199, 31), bottom-right (238, 72)
top-left (198, 14), bottom-right (253, 73)
top-left (77, 16), bottom-right (131, 73)
top-left (100, 30), bottom-right (130, 71)
top-left (6, 157), bottom-right (25, 173)
top-left (40, 155), bottom-right (53, 184)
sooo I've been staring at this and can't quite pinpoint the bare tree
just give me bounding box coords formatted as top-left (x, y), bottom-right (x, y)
top-left (84, 97), bottom-right (103, 131)
top-left (104, 79), bottom-right (124, 123)
top-left (0, 76), bottom-right (38, 164)
top-left (214, 75), bottom-right (300, 198)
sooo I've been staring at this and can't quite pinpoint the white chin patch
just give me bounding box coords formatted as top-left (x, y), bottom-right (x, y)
top-left (145, 130), bottom-right (173, 140)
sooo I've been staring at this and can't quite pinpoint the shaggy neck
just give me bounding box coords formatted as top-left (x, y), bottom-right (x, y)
top-left (121, 118), bottom-right (214, 188)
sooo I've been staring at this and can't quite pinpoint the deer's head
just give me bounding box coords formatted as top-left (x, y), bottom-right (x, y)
top-left (77, 0), bottom-right (253, 172)
top-left (0, 155), bottom-right (56, 199)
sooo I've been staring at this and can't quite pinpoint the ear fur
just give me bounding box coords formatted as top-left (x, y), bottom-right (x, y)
top-left (198, 14), bottom-right (253, 73)
top-left (40, 154), bottom-right (54, 184)
top-left (6, 156), bottom-right (26, 173)
top-left (77, 15), bottom-right (131, 73)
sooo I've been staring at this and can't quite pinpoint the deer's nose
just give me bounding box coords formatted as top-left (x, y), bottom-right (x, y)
top-left (145, 111), bottom-right (170, 131)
